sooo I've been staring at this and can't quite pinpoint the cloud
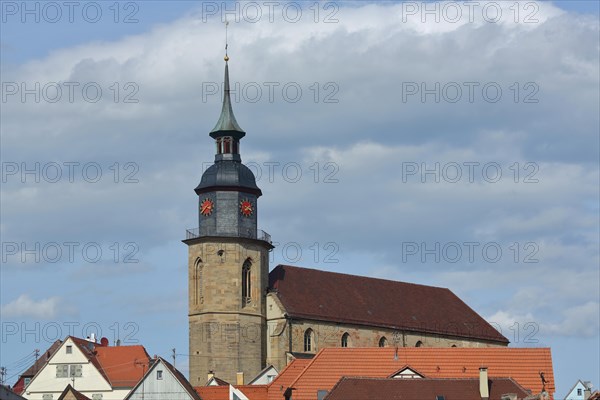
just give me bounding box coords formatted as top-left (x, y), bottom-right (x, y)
top-left (0, 294), bottom-right (76, 319)
top-left (488, 301), bottom-right (600, 341)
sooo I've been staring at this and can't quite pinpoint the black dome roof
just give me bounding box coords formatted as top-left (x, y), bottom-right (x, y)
top-left (195, 161), bottom-right (261, 196)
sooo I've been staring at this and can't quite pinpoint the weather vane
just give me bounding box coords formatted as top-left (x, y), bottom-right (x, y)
top-left (224, 20), bottom-right (229, 62)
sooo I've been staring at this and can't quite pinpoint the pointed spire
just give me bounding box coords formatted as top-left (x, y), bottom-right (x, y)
top-left (209, 60), bottom-right (245, 139)
top-left (210, 22), bottom-right (245, 140)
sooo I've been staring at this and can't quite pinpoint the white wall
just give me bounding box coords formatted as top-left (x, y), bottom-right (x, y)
top-left (127, 360), bottom-right (195, 400)
top-left (23, 338), bottom-right (114, 400)
top-left (565, 381), bottom-right (587, 400)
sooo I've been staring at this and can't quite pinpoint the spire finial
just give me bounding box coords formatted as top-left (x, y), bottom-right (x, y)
top-left (224, 20), bottom-right (229, 62)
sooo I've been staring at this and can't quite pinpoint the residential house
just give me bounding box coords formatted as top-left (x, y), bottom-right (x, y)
top-left (22, 336), bottom-right (150, 400)
top-left (564, 380), bottom-right (595, 400)
top-left (124, 357), bottom-right (201, 400)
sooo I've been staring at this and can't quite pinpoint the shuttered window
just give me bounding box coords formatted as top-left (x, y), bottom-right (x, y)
top-left (56, 365), bottom-right (68, 378)
top-left (70, 364), bottom-right (83, 377)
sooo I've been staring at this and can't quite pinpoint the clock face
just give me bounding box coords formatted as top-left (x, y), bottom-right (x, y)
top-left (200, 198), bottom-right (214, 216)
top-left (240, 199), bottom-right (254, 217)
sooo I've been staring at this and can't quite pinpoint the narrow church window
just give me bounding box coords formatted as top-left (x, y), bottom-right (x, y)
top-left (242, 259), bottom-right (252, 305)
top-left (223, 137), bottom-right (232, 153)
top-left (379, 337), bottom-right (388, 347)
top-left (195, 258), bottom-right (203, 304)
top-left (304, 329), bottom-right (314, 352)
top-left (341, 332), bottom-right (350, 348)
top-left (216, 138), bottom-right (223, 154)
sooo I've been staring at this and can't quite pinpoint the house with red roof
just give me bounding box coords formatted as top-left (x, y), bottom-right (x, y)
top-left (22, 336), bottom-right (150, 400)
top-left (266, 347), bottom-right (555, 400)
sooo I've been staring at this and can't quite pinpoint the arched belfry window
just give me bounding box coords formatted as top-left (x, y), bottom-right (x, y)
top-left (194, 258), bottom-right (204, 304)
top-left (341, 332), bottom-right (350, 348)
top-left (242, 259), bottom-right (252, 306)
top-left (379, 336), bottom-right (388, 347)
top-left (304, 329), bottom-right (314, 352)
top-left (415, 340), bottom-right (423, 347)
top-left (223, 137), bottom-right (232, 153)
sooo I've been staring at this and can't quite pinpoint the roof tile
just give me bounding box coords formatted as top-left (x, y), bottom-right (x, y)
top-left (282, 347), bottom-right (554, 400)
top-left (324, 377), bottom-right (530, 400)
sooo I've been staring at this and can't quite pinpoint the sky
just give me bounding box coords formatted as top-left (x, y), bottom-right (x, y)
top-left (0, 1), bottom-right (598, 397)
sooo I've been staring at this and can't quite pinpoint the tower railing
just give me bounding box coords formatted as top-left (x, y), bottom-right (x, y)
top-left (185, 227), bottom-right (272, 244)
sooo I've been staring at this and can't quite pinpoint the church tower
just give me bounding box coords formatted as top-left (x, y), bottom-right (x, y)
top-left (184, 53), bottom-right (272, 385)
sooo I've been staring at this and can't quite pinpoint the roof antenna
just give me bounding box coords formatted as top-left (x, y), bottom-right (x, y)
top-left (224, 19), bottom-right (229, 62)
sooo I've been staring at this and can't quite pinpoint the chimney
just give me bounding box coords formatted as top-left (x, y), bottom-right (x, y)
top-left (479, 367), bottom-right (489, 400)
top-left (236, 372), bottom-right (244, 386)
top-left (207, 371), bottom-right (214, 382)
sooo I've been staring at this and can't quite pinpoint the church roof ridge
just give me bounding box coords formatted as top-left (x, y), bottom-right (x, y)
top-left (271, 264), bottom-right (451, 291)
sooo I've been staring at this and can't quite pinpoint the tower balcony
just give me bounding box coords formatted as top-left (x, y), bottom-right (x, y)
top-left (185, 226), bottom-right (272, 244)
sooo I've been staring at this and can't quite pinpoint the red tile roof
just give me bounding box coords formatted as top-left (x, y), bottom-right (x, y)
top-left (195, 386), bottom-right (229, 400)
top-left (324, 377), bottom-right (530, 400)
top-left (267, 359), bottom-right (312, 400)
top-left (239, 385), bottom-right (268, 400)
top-left (67, 337), bottom-right (150, 388)
top-left (269, 265), bottom-right (508, 344)
top-left (282, 347), bottom-right (554, 400)
top-left (195, 384), bottom-right (268, 400)
top-left (94, 345), bottom-right (150, 387)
